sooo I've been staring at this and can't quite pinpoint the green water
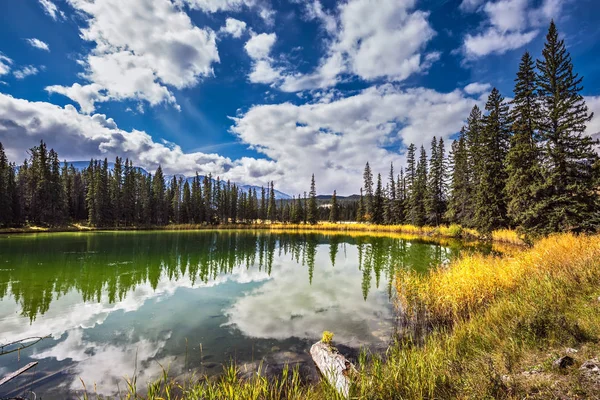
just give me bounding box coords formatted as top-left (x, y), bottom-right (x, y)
top-left (0, 230), bottom-right (488, 398)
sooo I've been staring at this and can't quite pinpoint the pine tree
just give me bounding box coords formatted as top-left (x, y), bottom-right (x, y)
top-left (394, 169), bottom-right (407, 223)
top-left (384, 163), bottom-right (395, 224)
top-left (307, 174), bottom-right (318, 225)
top-left (153, 165), bottom-right (166, 225)
top-left (329, 190), bottom-right (339, 222)
top-left (182, 180), bottom-right (191, 223)
top-left (446, 130), bottom-right (469, 225)
top-left (426, 137), bottom-right (446, 226)
top-left (260, 186), bottom-right (266, 220)
top-left (357, 188), bottom-right (365, 222)
top-left (111, 157), bottom-right (123, 226)
top-left (203, 173), bottom-right (213, 223)
top-left (371, 173), bottom-right (384, 224)
top-left (0, 142), bottom-right (12, 227)
top-left (363, 162), bottom-right (374, 220)
top-left (534, 21), bottom-right (599, 233)
top-left (86, 160), bottom-right (97, 226)
top-left (408, 146), bottom-right (428, 226)
top-left (473, 88), bottom-right (511, 233)
top-left (506, 51), bottom-right (545, 233)
top-left (405, 144), bottom-right (416, 198)
top-left (267, 181), bottom-right (277, 221)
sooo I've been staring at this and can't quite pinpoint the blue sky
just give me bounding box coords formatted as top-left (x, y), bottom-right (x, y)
top-left (0, 0), bottom-right (599, 195)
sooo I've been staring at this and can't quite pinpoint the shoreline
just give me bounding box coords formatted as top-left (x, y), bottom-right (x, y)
top-left (0, 222), bottom-right (527, 246)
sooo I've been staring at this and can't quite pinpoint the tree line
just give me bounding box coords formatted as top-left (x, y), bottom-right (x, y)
top-left (0, 140), bottom-right (293, 228)
top-left (348, 22), bottom-right (599, 236)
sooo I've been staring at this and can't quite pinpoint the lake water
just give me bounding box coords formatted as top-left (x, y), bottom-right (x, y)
top-left (0, 230), bottom-right (487, 398)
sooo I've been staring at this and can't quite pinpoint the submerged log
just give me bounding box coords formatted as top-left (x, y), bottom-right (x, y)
top-left (0, 362), bottom-right (38, 387)
top-left (310, 341), bottom-right (355, 398)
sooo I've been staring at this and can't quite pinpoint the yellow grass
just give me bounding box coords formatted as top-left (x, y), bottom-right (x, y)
top-left (397, 233), bottom-right (600, 324)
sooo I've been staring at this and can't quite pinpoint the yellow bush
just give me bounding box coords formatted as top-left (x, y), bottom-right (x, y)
top-left (397, 233), bottom-right (600, 324)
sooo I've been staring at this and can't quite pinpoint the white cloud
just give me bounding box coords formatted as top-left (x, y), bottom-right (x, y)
top-left (248, 59), bottom-right (282, 84)
top-left (0, 93), bottom-right (281, 188)
top-left (1, 84), bottom-right (479, 194)
top-left (13, 65), bottom-right (39, 80)
top-left (231, 84), bottom-right (481, 194)
top-left (462, 0), bottom-right (565, 58)
top-left (48, 0), bottom-right (219, 113)
top-left (244, 32), bottom-right (277, 60)
top-left (38, 0), bottom-right (65, 20)
top-left (464, 82), bottom-right (492, 94)
top-left (177, 0), bottom-right (275, 24)
top-left (259, 0), bottom-right (437, 93)
top-left (178, 0), bottom-right (253, 12)
top-left (220, 18), bottom-right (247, 38)
top-left (25, 38), bottom-right (50, 52)
top-left (464, 29), bottom-right (538, 57)
top-left (244, 32), bottom-right (283, 85)
top-left (0, 54), bottom-right (12, 76)
top-left (46, 83), bottom-right (108, 114)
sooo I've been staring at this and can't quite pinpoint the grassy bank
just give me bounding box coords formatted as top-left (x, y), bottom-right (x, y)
top-left (0, 222), bottom-right (527, 246)
top-left (88, 233), bottom-right (600, 399)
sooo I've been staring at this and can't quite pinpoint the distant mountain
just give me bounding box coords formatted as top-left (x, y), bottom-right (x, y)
top-left (316, 194), bottom-right (361, 201)
top-left (65, 161), bottom-right (291, 200)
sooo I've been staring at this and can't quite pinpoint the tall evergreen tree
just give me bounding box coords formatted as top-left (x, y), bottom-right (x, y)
top-left (446, 130), bottom-right (470, 225)
top-left (363, 162), bottom-right (374, 220)
top-left (534, 21), bottom-right (599, 233)
top-left (426, 137), bottom-right (446, 226)
top-left (473, 88), bottom-right (511, 233)
top-left (372, 173), bottom-right (384, 224)
top-left (384, 163), bottom-right (395, 224)
top-left (307, 174), bottom-right (318, 225)
top-left (405, 144), bottom-right (416, 198)
top-left (408, 146), bottom-right (428, 226)
top-left (394, 169), bottom-right (407, 223)
top-left (357, 188), bottom-right (365, 222)
top-left (329, 190), bottom-right (339, 222)
top-left (152, 165), bottom-right (166, 225)
top-left (267, 181), bottom-right (277, 221)
top-left (506, 51), bottom-right (545, 233)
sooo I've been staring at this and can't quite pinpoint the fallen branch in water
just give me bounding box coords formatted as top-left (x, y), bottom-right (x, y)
top-left (0, 336), bottom-right (49, 357)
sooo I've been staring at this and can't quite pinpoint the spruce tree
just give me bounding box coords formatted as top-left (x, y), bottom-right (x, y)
top-left (371, 173), bottom-right (384, 224)
top-left (362, 162), bottom-right (374, 220)
top-left (357, 188), bottom-right (365, 222)
top-left (506, 51), bottom-right (545, 233)
top-left (329, 190), bottom-right (339, 222)
top-left (182, 180), bottom-right (191, 223)
top-left (473, 88), bottom-right (511, 233)
top-left (426, 137), bottom-right (446, 226)
top-left (535, 21), bottom-right (599, 233)
top-left (408, 146), bottom-right (427, 226)
top-left (267, 181), bottom-right (277, 221)
top-left (152, 165), bottom-right (166, 225)
top-left (394, 169), bottom-right (407, 223)
top-left (0, 142), bottom-right (12, 227)
top-left (384, 163), bottom-right (395, 224)
top-left (405, 144), bottom-right (416, 197)
top-left (307, 174), bottom-right (318, 225)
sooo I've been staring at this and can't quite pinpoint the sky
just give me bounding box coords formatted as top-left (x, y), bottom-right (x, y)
top-left (0, 0), bottom-right (599, 196)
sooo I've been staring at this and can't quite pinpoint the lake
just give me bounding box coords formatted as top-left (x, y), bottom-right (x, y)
top-left (0, 230), bottom-right (488, 398)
